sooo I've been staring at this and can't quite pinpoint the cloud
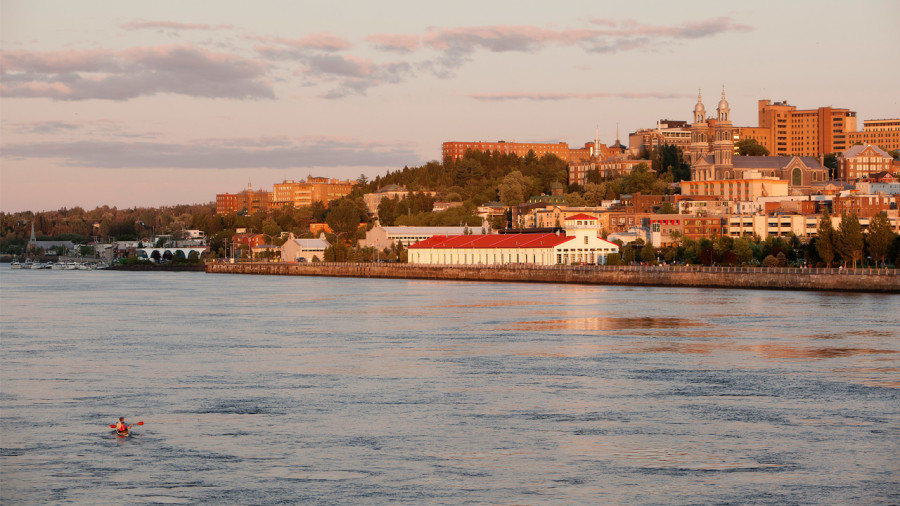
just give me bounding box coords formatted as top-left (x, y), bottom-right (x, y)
top-left (588, 16), bottom-right (753, 39)
top-left (11, 121), bottom-right (80, 135)
top-left (121, 20), bottom-right (235, 31)
top-left (418, 17), bottom-right (753, 72)
top-left (365, 34), bottom-right (421, 53)
top-left (1, 136), bottom-right (421, 169)
top-left (252, 32), bottom-right (353, 58)
top-left (0, 45), bottom-right (273, 100)
top-left (467, 91), bottom-right (693, 101)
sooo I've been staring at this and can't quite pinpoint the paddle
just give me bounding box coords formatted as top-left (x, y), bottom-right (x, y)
top-left (109, 421), bottom-right (144, 428)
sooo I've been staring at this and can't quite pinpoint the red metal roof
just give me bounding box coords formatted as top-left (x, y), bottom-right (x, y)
top-left (564, 213), bottom-right (598, 221)
top-left (410, 233), bottom-right (574, 250)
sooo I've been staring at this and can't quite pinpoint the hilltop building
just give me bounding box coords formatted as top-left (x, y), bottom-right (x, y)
top-left (442, 140), bottom-right (571, 161)
top-left (216, 176), bottom-right (354, 215)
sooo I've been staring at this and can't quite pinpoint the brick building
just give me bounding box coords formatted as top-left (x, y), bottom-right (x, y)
top-left (838, 144), bottom-right (894, 181)
top-left (442, 140), bottom-right (571, 161)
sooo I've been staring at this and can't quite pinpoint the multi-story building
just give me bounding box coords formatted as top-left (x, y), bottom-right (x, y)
top-left (832, 194), bottom-right (899, 218)
top-left (727, 213), bottom-right (900, 239)
top-left (272, 176), bottom-right (355, 209)
top-left (628, 120), bottom-right (692, 157)
top-left (755, 100), bottom-right (858, 157)
top-left (845, 119), bottom-right (900, 152)
top-left (838, 144), bottom-right (894, 181)
top-left (442, 140), bottom-right (571, 161)
top-left (681, 172), bottom-right (789, 201)
top-left (215, 184), bottom-right (272, 215)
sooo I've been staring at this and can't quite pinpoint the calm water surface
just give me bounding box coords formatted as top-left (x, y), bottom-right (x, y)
top-left (1, 270), bottom-right (899, 504)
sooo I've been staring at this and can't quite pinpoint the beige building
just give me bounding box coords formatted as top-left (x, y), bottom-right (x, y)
top-left (681, 172), bottom-right (789, 201)
top-left (360, 225), bottom-right (482, 250)
top-left (281, 234), bottom-right (330, 262)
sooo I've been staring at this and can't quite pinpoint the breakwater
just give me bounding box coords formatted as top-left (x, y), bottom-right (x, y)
top-left (207, 262), bottom-right (900, 293)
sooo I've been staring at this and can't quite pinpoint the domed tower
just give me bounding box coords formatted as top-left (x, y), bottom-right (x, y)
top-left (689, 89), bottom-right (709, 167)
top-left (713, 86), bottom-right (734, 178)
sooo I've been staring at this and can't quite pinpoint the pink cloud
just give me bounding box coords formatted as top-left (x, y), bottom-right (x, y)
top-left (589, 17), bottom-right (753, 39)
top-left (365, 34), bottom-right (421, 52)
top-left (1, 45), bottom-right (273, 100)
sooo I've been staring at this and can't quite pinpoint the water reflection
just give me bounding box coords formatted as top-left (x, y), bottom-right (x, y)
top-left (509, 317), bottom-right (704, 331)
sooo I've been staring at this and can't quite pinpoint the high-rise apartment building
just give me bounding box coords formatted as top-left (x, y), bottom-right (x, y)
top-left (751, 100), bottom-right (857, 157)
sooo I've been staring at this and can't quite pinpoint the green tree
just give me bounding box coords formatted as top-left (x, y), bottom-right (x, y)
top-left (816, 210), bottom-right (836, 267)
top-left (325, 199), bottom-right (362, 242)
top-left (732, 237), bottom-right (753, 265)
top-left (640, 242), bottom-right (657, 264)
top-left (837, 212), bottom-right (864, 268)
top-left (735, 138), bottom-right (770, 156)
top-left (498, 171), bottom-right (527, 206)
top-left (865, 211), bottom-right (894, 267)
top-left (656, 202), bottom-right (678, 214)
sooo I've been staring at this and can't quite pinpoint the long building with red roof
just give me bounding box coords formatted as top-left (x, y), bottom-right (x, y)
top-left (408, 214), bottom-right (619, 266)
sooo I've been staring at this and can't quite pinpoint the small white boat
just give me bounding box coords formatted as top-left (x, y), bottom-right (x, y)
top-left (65, 261), bottom-right (79, 270)
top-left (10, 260), bottom-right (22, 269)
top-left (31, 262), bottom-right (45, 270)
top-left (52, 262), bottom-right (66, 270)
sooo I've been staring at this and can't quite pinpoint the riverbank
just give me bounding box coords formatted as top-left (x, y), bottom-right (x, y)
top-left (207, 262), bottom-right (900, 293)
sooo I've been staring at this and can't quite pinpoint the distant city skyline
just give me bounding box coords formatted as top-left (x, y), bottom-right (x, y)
top-left (2, 0), bottom-right (898, 212)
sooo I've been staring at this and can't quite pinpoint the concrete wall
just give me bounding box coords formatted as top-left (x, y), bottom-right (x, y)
top-left (207, 262), bottom-right (900, 293)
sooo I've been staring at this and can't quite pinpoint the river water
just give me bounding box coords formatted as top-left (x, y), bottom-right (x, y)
top-left (1, 270), bottom-right (898, 504)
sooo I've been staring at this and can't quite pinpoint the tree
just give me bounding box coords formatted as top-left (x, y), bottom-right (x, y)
top-left (640, 243), bottom-right (657, 264)
top-left (866, 211), bottom-right (894, 267)
top-left (837, 212), bottom-right (864, 268)
top-left (732, 237), bottom-right (753, 265)
top-left (498, 171), bottom-right (527, 206)
top-left (735, 138), bottom-right (770, 156)
top-left (325, 199), bottom-right (362, 242)
top-left (656, 202), bottom-right (678, 214)
top-left (816, 210), bottom-right (836, 267)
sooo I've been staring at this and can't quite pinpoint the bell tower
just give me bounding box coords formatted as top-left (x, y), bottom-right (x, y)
top-left (713, 86), bottom-right (734, 178)
top-left (689, 89), bottom-right (709, 167)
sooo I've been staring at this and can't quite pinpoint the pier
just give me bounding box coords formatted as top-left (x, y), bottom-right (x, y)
top-left (207, 262), bottom-right (900, 293)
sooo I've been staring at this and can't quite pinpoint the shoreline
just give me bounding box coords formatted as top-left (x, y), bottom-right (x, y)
top-left (206, 262), bottom-right (900, 293)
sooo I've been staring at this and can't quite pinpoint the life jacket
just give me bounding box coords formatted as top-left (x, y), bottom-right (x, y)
top-left (116, 422), bottom-right (128, 432)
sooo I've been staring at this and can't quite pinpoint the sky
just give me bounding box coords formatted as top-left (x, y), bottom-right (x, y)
top-left (1, 0), bottom-right (898, 212)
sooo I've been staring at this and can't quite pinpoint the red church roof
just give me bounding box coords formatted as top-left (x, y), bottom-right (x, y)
top-left (410, 233), bottom-right (574, 250)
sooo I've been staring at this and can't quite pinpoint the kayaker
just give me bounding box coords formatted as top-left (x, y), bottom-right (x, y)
top-left (115, 417), bottom-right (131, 433)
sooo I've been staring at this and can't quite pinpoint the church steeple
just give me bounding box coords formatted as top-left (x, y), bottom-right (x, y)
top-left (716, 85), bottom-right (730, 122)
top-left (693, 89), bottom-right (706, 124)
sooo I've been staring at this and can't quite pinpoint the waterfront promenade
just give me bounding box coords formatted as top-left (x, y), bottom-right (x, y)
top-left (207, 262), bottom-right (900, 293)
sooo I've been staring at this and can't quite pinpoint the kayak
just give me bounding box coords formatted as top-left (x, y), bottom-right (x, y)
top-left (115, 430), bottom-right (130, 437)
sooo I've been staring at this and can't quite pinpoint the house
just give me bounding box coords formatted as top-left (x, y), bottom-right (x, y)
top-left (408, 214), bottom-right (619, 266)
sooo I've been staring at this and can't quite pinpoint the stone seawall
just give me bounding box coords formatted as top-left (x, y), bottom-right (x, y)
top-left (207, 262), bottom-right (900, 293)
